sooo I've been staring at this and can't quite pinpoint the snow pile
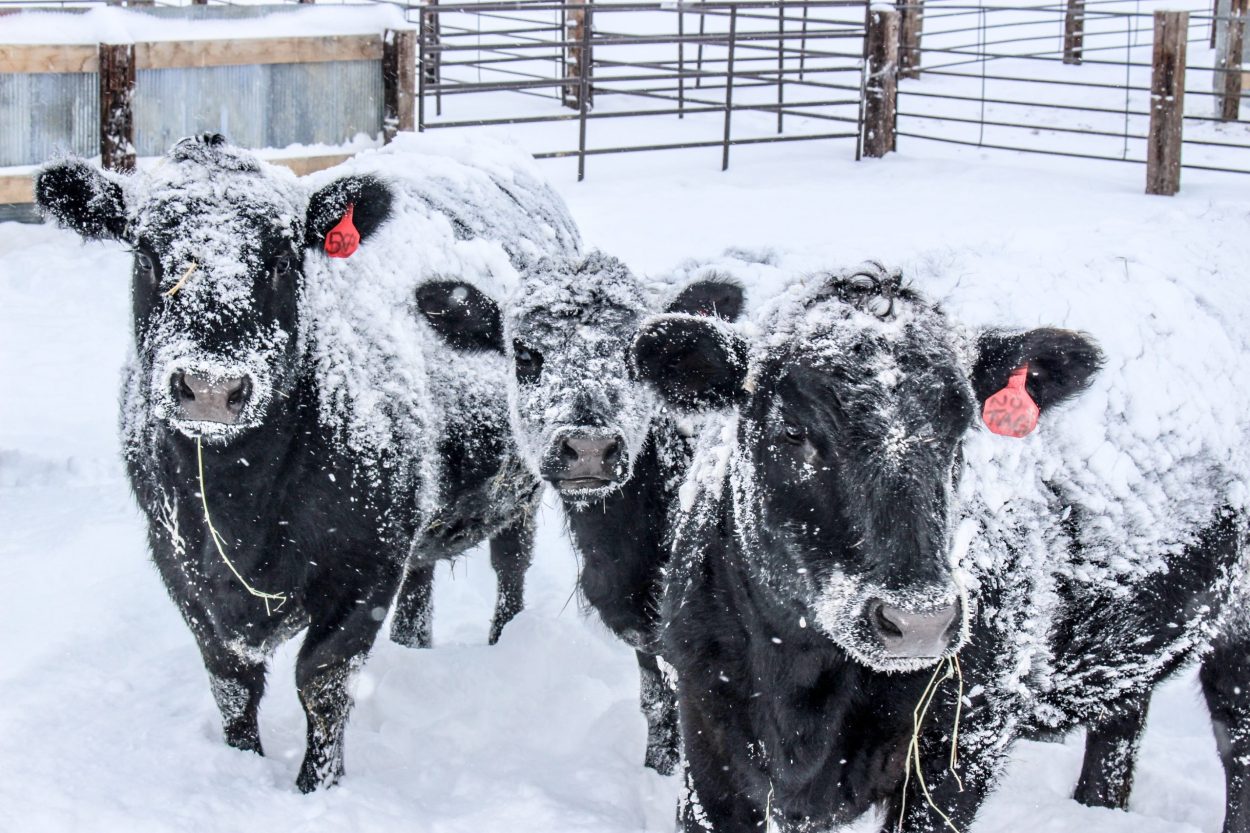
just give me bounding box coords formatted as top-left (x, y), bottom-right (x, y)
top-left (300, 132), bottom-right (581, 509)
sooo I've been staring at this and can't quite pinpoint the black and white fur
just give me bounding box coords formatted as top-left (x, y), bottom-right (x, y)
top-left (417, 250), bottom-right (745, 774)
top-left (633, 264), bottom-right (1250, 832)
top-left (35, 134), bottom-right (578, 792)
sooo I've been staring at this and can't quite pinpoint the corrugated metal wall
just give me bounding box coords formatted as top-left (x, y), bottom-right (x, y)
top-left (0, 72), bottom-right (99, 165)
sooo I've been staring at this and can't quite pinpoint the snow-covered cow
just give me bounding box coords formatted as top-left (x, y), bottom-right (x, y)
top-left (416, 250), bottom-right (747, 774)
top-left (630, 263), bottom-right (1249, 832)
top-left (34, 133), bottom-right (578, 792)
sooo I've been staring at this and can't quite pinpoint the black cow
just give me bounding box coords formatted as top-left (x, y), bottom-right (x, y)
top-left (35, 135), bottom-right (571, 792)
top-left (631, 264), bottom-right (1244, 832)
top-left (417, 250), bottom-right (745, 774)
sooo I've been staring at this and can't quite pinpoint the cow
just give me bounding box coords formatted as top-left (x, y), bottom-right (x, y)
top-left (631, 263), bottom-right (1248, 833)
top-left (415, 249), bottom-right (747, 774)
top-left (34, 133), bottom-right (578, 792)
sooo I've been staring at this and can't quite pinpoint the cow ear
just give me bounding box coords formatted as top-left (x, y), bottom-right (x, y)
top-left (35, 159), bottom-right (127, 241)
top-left (972, 328), bottom-right (1103, 412)
top-left (666, 274), bottom-right (746, 321)
top-left (416, 280), bottom-right (504, 354)
top-left (306, 174), bottom-right (393, 250)
top-left (632, 313), bottom-right (750, 411)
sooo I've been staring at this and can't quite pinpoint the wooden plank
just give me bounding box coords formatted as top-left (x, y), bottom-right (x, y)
top-left (1146, 10), bottom-right (1188, 196)
top-left (862, 7), bottom-right (898, 158)
top-left (1063, 0), bottom-right (1085, 65)
top-left (1218, 0), bottom-right (1247, 120)
top-left (134, 35), bottom-right (381, 70)
top-left (100, 43), bottom-right (136, 174)
top-left (0, 173), bottom-right (34, 205)
top-left (266, 154), bottom-right (355, 177)
top-left (383, 29), bottom-right (417, 142)
top-left (0, 44), bottom-right (98, 74)
top-left (898, 0), bottom-right (924, 79)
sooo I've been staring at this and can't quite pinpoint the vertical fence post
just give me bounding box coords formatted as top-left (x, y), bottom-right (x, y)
top-left (1063, 0), bottom-right (1085, 64)
top-left (722, 5), bottom-right (737, 171)
top-left (98, 43), bottom-right (135, 174)
top-left (420, 0), bottom-right (440, 87)
top-left (418, 7), bottom-right (427, 132)
top-left (1213, 0), bottom-right (1222, 49)
top-left (1146, 10), bottom-right (1188, 195)
top-left (577, 2), bottom-right (593, 180)
top-left (565, 1), bottom-right (593, 110)
top-left (862, 6), bottom-right (898, 158)
top-left (898, 0), bottom-right (924, 79)
top-left (678, 4), bottom-right (686, 118)
top-left (777, 0), bottom-right (785, 133)
top-left (1218, 0), bottom-right (1247, 120)
top-left (383, 28), bottom-right (417, 143)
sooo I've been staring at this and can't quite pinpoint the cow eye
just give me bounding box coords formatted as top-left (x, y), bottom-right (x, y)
top-left (273, 255), bottom-right (294, 280)
top-left (135, 251), bottom-right (156, 281)
top-left (781, 423), bottom-right (807, 445)
top-left (514, 341), bottom-right (543, 384)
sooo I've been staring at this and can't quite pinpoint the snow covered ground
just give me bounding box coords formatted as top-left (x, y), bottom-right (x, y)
top-left (2, 133), bottom-right (1248, 833)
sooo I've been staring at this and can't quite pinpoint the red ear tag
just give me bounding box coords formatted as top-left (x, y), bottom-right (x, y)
top-left (982, 363), bottom-right (1040, 438)
top-left (325, 203), bottom-right (360, 258)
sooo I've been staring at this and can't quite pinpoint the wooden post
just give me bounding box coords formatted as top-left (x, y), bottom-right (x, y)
top-left (564, 1), bottom-right (592, 110)
top-left (98, 43), bottom-right (135, 173)
top-left (383, 29), bottom-right (417, 143)
top-left (1218, 0), bottom-right (1247, 120)
top-left (1063, 0), bottom-right (1085, 64)
top-left (191, 0), bottom-right (208, 5)
top-left (862, 7), bottom-right (898, 158)
top-left (898, 0), bottom-right (924, 79)
top-left (420, 0), bottom-right (440, 86)
top-left (1146, 10), bottom-right (1188, 195)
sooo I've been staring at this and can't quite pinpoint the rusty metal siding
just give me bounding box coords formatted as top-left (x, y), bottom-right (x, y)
top-left (0, 71), bottom-right (98, 166)
top-left (1, 60), bottom-right (382, 166)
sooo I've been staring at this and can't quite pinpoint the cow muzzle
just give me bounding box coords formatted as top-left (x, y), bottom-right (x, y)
top-left (171, 371), bottom-right (253, 425)
top-left (865, 597), bottom-right (963, 660)
top-left (541, 430), bottom-right (628, 494)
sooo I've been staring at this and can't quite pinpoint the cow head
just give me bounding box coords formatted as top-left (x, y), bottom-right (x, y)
top-left (36, 135), bottom-right (390, 445)
top-left (415, 251), bottom-right (744, 500)
top-left (633, 265), bottom-right (1101, 672)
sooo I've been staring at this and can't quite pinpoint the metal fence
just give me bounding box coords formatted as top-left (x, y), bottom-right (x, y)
top-left (415, 0), bottom-right (870, 178)
top-left (893, 0), bottom-right (1250, 177)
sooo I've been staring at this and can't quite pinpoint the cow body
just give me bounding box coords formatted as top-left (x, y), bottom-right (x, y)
top-left (37, 133), bottom-right (580, 791)
top-left (635, 264), bottom-right (1250, 832)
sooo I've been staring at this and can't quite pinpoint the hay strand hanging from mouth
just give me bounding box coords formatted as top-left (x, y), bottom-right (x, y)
top-left (195, 435), bottom-right (287, 615)
top-left (896, 655), bottom-right (965, 833)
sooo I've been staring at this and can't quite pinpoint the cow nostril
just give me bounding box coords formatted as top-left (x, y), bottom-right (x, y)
top-left (871, 602), bottom-right (904, 640)
top-left (559, 439), bottom-right (580, 464)
top-left (173, 373), bottom-right (195, 402)
top-left (603, 438), bottom-right (622, 465)
top-left (225, 377), bottom-right (252, 412)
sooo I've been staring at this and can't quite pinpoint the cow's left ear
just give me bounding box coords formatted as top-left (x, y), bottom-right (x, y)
top-left (632, 313), bottom-right (750, 411)
top-left (665, 274), bottom-right (746, 322)
top-left (972, 328), bottom-right (1103, 412)
top-left (305, 174), bottom-right (393, 250)
top-left (416, 280), bottom-right (504, 353)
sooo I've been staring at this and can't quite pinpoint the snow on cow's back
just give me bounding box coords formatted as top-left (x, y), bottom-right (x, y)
top-left (904, 250), bottom-right (1250, 586)
top-left (299, 134), bottom-right (580, 507)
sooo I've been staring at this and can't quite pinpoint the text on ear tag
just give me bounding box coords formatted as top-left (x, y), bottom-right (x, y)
top-left (982, 363), bottom-right (1039, 438)
top-left (325, 203), bottom-right (360, 258)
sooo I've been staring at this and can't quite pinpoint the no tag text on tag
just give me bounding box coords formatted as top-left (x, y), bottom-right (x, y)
top-left (982, 364), bottom-right (1039, 438)
top-left (325, 203), bottom-right (360, 258)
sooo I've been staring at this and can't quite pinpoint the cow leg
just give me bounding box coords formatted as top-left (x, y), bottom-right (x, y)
top-left (295, 566), bottom-right (397, 793)
top-left (180, 598), bottom-right (267, 754)
top-left (1201, 633), bottom-right (1250, 833)
top-left (677, 699), bottom-right (761, 832)
top-left (488, 515), bottom-right (535, 645)
top-left (1074, 695), bottom-right (1150, 810)
top-left (390, 560), bottom-right (436, 649)
top-left (637, 650), bottom-right (680, 775)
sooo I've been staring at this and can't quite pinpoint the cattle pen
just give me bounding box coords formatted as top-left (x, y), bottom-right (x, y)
top-left (1, 0), bottom-right (1250, 214)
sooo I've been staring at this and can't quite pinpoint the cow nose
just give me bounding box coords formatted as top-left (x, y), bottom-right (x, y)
top-left (867, 599), bottom-right (961, 659)
top-left (548, 434), bottom-right (625, 491)
top-left (172, 372), bottom-right (252, 424)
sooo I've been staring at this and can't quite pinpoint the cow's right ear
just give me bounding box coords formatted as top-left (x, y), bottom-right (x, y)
top-left (35, 159), bottom-right (127, 240)
top-left (632, 313), bottom-right (750, 411)
top-left (305, 174), bottom-right (393, 250)
top-left (416, 280), bottom-right (505, 354)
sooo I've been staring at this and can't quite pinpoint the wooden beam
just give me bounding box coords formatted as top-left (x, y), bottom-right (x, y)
top-left (1218, 0), bottom-right (1247, 120)
top-left (383, 29), bottom-right (417, 142)
top-left (135, 35), bottom-right (381, 70)
top-left (1146, 10), bottom-right (1188, 196)
top-left (898, 0), bottom-right (924, 79)
top-left (1063, 0), bottom-right (1085, 65)
top-left (0, 174), bottom-right (34, 205)
top-left (862, 7), bottom-right (899, 158)
top-left (100, 43), bottom-right (136, 173)
top-left (0, 44), bottom-right (98, 74)
top-left (267, 154), bottom-right (355, 177)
